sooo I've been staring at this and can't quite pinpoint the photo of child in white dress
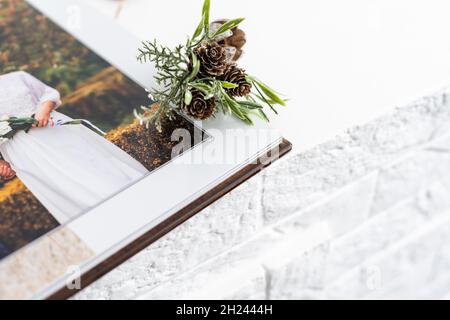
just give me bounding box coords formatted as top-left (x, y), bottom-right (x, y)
top-left (0, 0), bottom-right (206, 261)
top-left (0, 71), bottom-right (149, 224)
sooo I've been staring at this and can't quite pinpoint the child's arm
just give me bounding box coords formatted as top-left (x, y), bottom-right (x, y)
top-left (19, 71), bottom-right (61, 128)
top-left (34, 101), bottom-right (57, 128)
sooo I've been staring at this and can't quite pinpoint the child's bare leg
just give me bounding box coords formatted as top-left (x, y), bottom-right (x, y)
top-left (0, 160), bottom-right (16, 181)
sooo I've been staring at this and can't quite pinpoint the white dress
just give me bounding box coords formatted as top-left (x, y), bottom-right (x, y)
top-left (0, 71), bottom-right (149, 223)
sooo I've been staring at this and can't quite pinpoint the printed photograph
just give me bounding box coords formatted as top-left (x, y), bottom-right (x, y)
top-left (0, 0), bottom-right (207, 261)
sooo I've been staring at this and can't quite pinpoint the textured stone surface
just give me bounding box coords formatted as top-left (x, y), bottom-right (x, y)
top-left (75, 176), bottom-right (265, 300)
top-left (74, 88), bottom-right (450, 300)
top-left (324, 213), bottom-right (450, 300)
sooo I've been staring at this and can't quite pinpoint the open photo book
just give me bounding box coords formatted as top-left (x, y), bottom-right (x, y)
top-left (0, 0), bottom-right (290, 299)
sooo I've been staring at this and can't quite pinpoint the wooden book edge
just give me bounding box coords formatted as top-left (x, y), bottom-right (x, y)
top-left (48, 138), bottom-right (293, 300)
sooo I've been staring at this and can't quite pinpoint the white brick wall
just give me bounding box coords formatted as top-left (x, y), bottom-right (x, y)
top-left (74, 88), bottom-right (450, 300)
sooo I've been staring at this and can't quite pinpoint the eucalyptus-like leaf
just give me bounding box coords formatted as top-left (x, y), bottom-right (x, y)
top-left (184, 89), bottom-right (193, 106)
top-left (211, 18), bottom-right (245, 38)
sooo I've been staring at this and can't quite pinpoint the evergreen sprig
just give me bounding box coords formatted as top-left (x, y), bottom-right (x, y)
top-left (135, 0), bottom-right (286, 130)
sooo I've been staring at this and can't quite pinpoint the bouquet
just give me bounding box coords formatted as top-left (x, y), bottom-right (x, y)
top-left (0, 116), bottom-right (105, 145)
top-left (135, 0), bottom-right (286, 131)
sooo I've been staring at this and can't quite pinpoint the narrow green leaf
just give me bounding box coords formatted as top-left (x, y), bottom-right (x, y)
top-left (258, 109), bottom-right (270, 122)
top-left (193, 15), bottom-right (205, 40)
top-left (245, 75), bottom-right (254, 82)
top-left (254, 79), bottom-right (286, 106)
top-left (253, 83), bottom-right (278, 115)
top-left (202, 0), bottom-right (211, 33)
top-left (191, 83), bottom-right (213, 95)
top-left (230, 103), bottom-right (245, 120)
top-left (223, 92), bottom-right (245, 120)
top-left (186, 53), bottom-right (201, 82)
top-left (219, 98), bottom-right (231, 114)
top-left (238, 101), bottom-right (264, 109)
top-left (184, 89), bottom-right (193, 106)
top-left (254, 93), bottom-right (279, 107)
top-left (241, 113), bottom-right (254, 125)
top-left (220, 81), bottom-right (238, 89)
top-left (212, 18), bottom-right (245, 38)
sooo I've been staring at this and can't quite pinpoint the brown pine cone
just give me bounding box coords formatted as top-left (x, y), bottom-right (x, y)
top-left (213, 20), bottom-right (247, 61)
top-left (182, 89), bottom-right (216, 120)
top-left (220, 65), bottom-right (252, 97)
top-left (194, 42), bottom-right (229, 77)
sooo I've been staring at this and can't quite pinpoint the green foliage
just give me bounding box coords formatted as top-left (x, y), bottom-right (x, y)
top-left (136, 0), bottom-right (286, 128)
top-left (211, 18), bottom-right (246, 38)
top-left (202, 0), bottom-right (211, 35)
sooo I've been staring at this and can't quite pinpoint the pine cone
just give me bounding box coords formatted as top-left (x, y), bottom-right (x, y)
top-left (182, 89), bottom-right (216, 120)
top-left (213, 20), bottom-right (247, 61)
top-left (220, 65), bottom-right (252, 97)
top-left (194, 42), bottom-right (229, 76)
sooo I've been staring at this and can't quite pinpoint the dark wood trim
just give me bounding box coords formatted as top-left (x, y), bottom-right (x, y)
top-left (48, 139), bottom-right (292, 300)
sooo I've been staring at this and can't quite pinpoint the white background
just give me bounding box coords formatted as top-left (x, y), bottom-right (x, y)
top-left (88, 0), bottom-right (450, 151)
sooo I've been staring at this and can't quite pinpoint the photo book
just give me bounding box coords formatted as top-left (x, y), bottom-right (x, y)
top-left (0, 0), bottom-right (291, 299)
